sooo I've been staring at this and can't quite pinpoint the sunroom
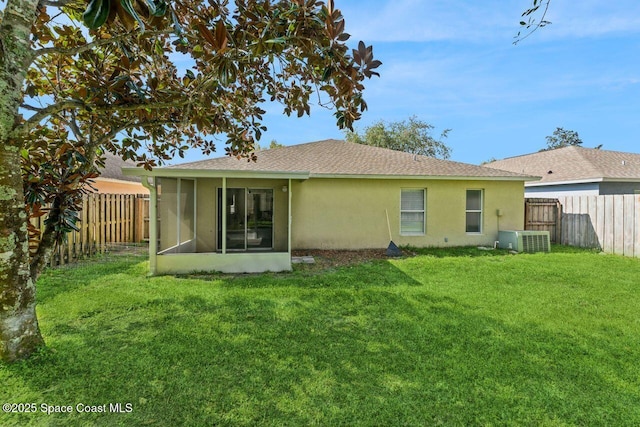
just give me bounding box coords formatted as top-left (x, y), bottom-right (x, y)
top-left (124, 168), bottom-right (309, 274)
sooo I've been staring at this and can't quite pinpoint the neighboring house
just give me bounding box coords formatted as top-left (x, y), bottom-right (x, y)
top-left (92, 153), bottom-right (149, 194)
top-left (485, 146), bottom-right (640, 198)
top-left (124, 139), bottom-right (536, 274)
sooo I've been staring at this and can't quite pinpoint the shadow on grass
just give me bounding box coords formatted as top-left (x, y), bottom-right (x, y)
top-left (410, 244), bottom-right (601, 258)
top-left (3, 255), bottom-right (638, 426)
top-left (408, 246), bottom-right (511, 258)
top-left (178, 258), bottom-right (428, 290)
top-left (36, 255), bottom-right (148, 304)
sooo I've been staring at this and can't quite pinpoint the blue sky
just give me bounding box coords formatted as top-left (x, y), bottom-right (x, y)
top-left (183, 0), bottom-right (640, 165)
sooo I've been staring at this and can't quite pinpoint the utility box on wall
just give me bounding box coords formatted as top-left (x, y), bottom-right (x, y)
top-left (498, 230), bottom-right (551, 253)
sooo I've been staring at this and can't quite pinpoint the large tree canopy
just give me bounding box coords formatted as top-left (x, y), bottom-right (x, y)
top-left (345, 116), bottom-right (451, 159)
top-left (543, 127), bottom-right (583, 151)
top-left (0, 0), bottom-right (380, 362)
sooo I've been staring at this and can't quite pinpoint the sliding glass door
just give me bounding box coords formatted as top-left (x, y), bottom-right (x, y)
top-left (218, 188), bottom-right (273, 251)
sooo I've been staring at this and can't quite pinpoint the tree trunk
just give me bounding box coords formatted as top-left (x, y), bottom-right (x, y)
top-left (0, 0), bottom-right (45, 362)
top-left (0, 145), bottom-right (44, 362)
top-left (29, 219), bottom-right (58, 282)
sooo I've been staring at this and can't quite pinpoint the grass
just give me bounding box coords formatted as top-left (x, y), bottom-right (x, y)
top-left (1, 247), bottom-right (639, 426)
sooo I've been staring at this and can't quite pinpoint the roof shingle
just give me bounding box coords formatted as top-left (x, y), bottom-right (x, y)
top-left (169, 139), bottom-right (533, 180)
top-left (100, 153), bottom-right (141, 183)
top-left (485, 146), bottom-right (640, 184)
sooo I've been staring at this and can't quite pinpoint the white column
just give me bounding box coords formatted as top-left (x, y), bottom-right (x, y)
top-left (288, 178), bottom-right (292, 256)
top-left (142, 176), bottom-right (158, 275)
top-left (222, 177), bottom-right (227, 254)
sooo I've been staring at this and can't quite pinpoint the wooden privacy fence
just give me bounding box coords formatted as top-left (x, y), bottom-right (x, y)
top-left (30, 193), bottom-right (150, 266)
top-left (558, 195), bottom-right (640, 258)
top-left (525, 195), bottom-right (640, 258)
top-left (524, 198), bottom-right (562, 243)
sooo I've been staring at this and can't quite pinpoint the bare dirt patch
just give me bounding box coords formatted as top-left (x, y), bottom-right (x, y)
top-left (292, 248), bottom-right (414, 270)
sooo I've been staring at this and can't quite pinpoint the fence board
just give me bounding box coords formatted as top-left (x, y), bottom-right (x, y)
top-left (604, 196), bottom-right (614, 253)
top-left (524, 198), bottom-right (561, 243)
top-left (635, 196), bottom-right (640, 258)
top-left (614, 196), bottom-right (625, 255)
top-left (623, 196), bottom-right (635, 257)
top-left (542, 194), bottom-right (639, 258)
top-left (595, 196), bottom-right (605, 251)
top-left (29, 194), bottom-right (149, 267)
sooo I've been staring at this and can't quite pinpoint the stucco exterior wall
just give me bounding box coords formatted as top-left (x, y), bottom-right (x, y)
top-left (291, 178), bottom-right (525, 250)
top-left (158, 178), bottom-right (178, 253)
top-left (174, 177), bottom-right (290, 253)
top-left (195, 178), bottom-right (219, 252)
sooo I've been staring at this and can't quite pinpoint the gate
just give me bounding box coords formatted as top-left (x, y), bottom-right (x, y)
top-left (524, 198), bottom-right (561, 243)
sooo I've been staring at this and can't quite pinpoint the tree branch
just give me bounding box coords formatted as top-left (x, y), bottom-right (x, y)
top-left (38, 0), bottom-right (74, 7)
top-left (514, 0), bottom-right (552, 45)
top-left (20, 98), bottom-right (190, 134)
top-left (19, 99), bottom-right (85, 133)
top-left (31, 29), bottom-right (174, 60)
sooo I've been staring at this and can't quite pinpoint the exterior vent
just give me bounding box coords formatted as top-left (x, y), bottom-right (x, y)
top-left (498, 230), bottom-right (550, 253)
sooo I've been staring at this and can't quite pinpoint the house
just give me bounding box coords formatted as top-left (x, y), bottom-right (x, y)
top-left (123, 139), bottom-right (537, 274)
top-left (92, 153), bottom-right (149, 194)
top-left (485, 146), bottom-right (640, 198)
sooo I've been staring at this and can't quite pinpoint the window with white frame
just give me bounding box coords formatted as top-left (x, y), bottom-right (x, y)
top-left (400, 189), bottom-right (425, 235)
top-left (465, 189), bottom-right (483, 233)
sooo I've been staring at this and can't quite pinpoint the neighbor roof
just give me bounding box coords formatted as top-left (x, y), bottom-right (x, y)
top-left (99, 152), bottom-right (141, 183)
top-left (485, 146), bottom-right (640, 186)
top-left (146, 139), bottom-right (535, 181)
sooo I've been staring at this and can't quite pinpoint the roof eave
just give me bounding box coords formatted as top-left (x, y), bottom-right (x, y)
top-left (122, 167), bottom-right (310, 180)
top-left (525, 177), bottom-right (604, 187)
top-left (310, 173), bottom-right (540, 181)
top-left (122, 168), bottom-right (538, 182)
top-left (526, 176), bottom-right (640, 187)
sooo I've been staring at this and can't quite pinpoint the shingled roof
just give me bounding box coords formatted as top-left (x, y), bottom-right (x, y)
top-left (167, 139), bottom-right (534, 180)
top-left (99, 153), bottom-right (141, 183)
top-left (485, 146), bottom-right (640, 185)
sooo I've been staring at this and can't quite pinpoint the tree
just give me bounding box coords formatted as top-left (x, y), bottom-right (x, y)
top-left (0, 0), bottom-right (380, 362)
top-left (345, 116), bottom-right (451, 159)
top-left (268, 140), bottom-right (285, 149)
top-left (256, 140), bottom-right (285, 151)
top-left (543, 127), bottom-right (583, 151)
top-left (515, 0), bottom-right (551, 44)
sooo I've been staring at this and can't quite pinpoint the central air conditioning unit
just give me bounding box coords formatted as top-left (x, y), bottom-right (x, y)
top-left (498, 230), bottom-right (550, 253)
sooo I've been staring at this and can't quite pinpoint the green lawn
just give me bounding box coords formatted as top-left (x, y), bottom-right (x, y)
top-left (1, 247), bottom-right (639, 426)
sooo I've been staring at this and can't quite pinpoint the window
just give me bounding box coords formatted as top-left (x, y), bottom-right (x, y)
top-left (466, 189), bottom-right (483, 233)
top-left (401, 189), bottom-right (425, 235)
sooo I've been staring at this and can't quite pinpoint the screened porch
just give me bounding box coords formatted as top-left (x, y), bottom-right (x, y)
top-left (136, 170), bottom-right (308, 274)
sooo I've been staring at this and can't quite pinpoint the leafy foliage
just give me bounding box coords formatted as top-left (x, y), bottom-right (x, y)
top-left (514, 0), bottom-right (552, 44)
top-left (543, 127), bottom-right (583, 151)
top-left (22, 125), bottom-right (99, 255)
top-left (345, 116), bottom-right (451, 159)
top-left (17, 0), bottom-right (381, 267)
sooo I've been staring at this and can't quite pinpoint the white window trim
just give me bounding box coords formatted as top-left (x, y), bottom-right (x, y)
top-left (465, 189), bottom-right (483, 234)
top-left (400, 188), bottom-right (426, 236)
